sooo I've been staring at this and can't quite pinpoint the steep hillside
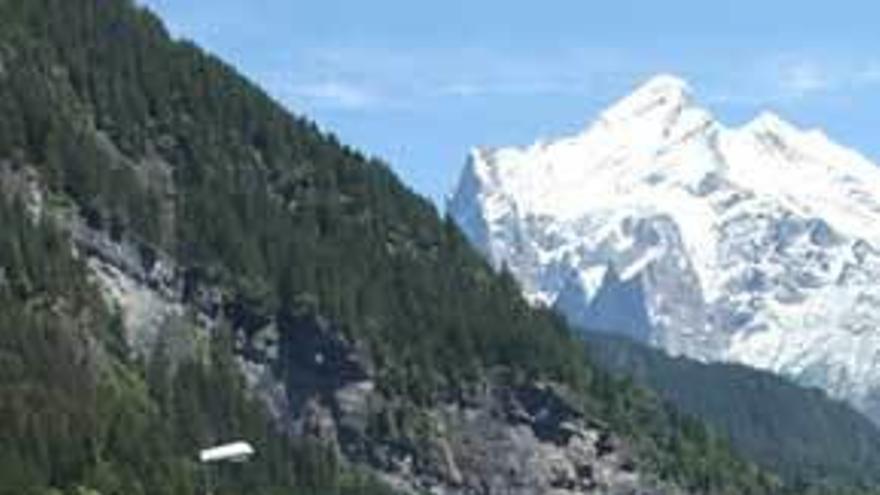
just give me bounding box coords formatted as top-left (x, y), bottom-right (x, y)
top-left (0, 1), bottom-right (873, 494)
top-left (585, 332), bottom-right (880, 487)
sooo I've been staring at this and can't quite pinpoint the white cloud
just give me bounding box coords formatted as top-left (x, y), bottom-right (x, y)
top-left (287, 81), bottom-right (378, 110)
top-left (268, 47), bottom-right (880, 113)
top-left (860, 63), bottom-right (880, 84)
top-left (275, 46), bottom-right (622, 107)
top-left (780, 61), bottom-right (831, 96)
top-left (763, 56), bottom-right (880, 101)
top-left (437, 80), bottom-right (587, 98)
top-left (438, 83), bottom-right (487, 97)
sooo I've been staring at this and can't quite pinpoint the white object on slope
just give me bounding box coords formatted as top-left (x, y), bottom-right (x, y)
top-left (199, 441), bottom-right (255, 463)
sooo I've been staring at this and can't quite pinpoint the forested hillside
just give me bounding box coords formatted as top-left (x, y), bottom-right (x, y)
top-left (586, 332), bottom-right (880, 488)
top-left (0, 0), bottom-right (876, 494)
top-left (0, 197), bottom-right (393, 495)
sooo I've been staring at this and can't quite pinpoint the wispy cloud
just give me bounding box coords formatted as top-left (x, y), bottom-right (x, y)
top-left (756, 56), bottom-right (880, 101)
top-left (860, 63), bottom-right (880, 84)
top-left (265, 46), bottom-right (880, 113)
top-left (698, 55), bottom-right (880, 107)
top-left (268, 46), bottom-right (626, 112)
top-left (288, 81), bottom-right (378, 110)
top-left (779, 61), bottom-right (831, 97)
top-left (436, 80), bottom-right (591, 98)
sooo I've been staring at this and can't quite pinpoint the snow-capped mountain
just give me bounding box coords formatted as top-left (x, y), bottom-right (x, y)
top-left (448, 74), bottom-right (880, 423)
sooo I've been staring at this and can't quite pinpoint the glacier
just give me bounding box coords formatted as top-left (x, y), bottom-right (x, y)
top-left (448, 74), bottom-right (880, 423)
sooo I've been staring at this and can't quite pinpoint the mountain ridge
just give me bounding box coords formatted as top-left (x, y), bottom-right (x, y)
top-left (449, 73), bottom-right (880, 424)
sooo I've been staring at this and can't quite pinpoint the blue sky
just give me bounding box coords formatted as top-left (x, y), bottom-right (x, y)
top-left (138, 0), bottom-right (880, 207)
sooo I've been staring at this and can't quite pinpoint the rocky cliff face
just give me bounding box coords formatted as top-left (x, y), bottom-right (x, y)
top-left (77, 213), bottom-right (680, 495)
top-left (78, 221), bottom-right (680, 494)
top-left (371, 383), bottom-right (679, 495)
top-left (449, 74), bottom-right (880, 424)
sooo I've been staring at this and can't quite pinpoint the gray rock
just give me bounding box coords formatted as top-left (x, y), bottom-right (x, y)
top-left (350, 383), bottom-right (682, 495)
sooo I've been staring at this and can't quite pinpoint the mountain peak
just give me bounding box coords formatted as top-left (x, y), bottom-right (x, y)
top-left (639, 73), bottom-right (692, 94)
top-left (592, 74), bottom-right (715, 149)
top-left (601, 74), bottom-right (694, 124)
top-left (743, 111), bottom-right (802, 137)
